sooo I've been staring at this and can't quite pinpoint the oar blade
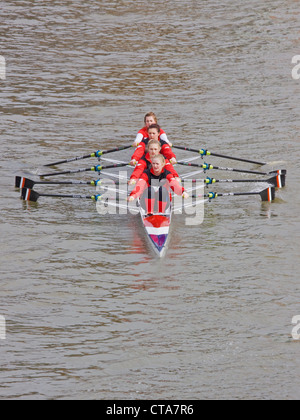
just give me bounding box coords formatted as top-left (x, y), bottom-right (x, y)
top-left (15, 176), bottom-right (21, 188)
top-left (15, 176), bottom-right (35, 189)
top-left (267, 174), bottom-right (286, 188)
top-left (21, 188), bottom-right (39, 202)
top-left (277, 173), bottom-right (286, 188)
top-left (259, 187), bottom-right (275, 202)
top-left (43, 144), bottom-right (132, 167)
top-left (269, 169), bottom-right (287, 176)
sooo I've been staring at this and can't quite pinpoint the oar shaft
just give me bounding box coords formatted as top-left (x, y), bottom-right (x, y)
top-left (190, 186), bottom-right (275, 202)
top-left (92, 145), bottom-right (132, 156)
top-left (43, 145), bottom-right (132, 167)
top-left (40, 167), bottom-right (91, 177)
top-left (15, 176), bottom-right (121, 189)
top-left (38, 193), bottom-right (96, 199)
top-left (39, 163), bottom-right (128, 178)
top-left (189, 178), bottom-right (269, 183)
top-left (35, 180), bottom-right (92, 185)
top-left (172, 145), bottom-right (266, 165)
top-left (211, 192), bottom-right (260, 197)
top-left (212, 166), bottom-right (267, 175)
top-left (43, 154), bottom-right (91, 167)
top-left (191, 192), bottom-right (260, 198)
top-left (15, 176), bottom-right (95, 189)
top-left (187, 175), bottom-right (284, 187)
top-left (209, 152), bottom-right (266, 165)
top-left (21, 188), bottom-right (103, 202)
top-left (177, 161), bottom-right (276, 176)
top-left (215, 179), bottom-right (265, 183)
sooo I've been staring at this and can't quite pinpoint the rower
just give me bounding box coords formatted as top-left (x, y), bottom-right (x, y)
top-left (129, 139), bottom-right (180, 185)
top-left (130, 123), bottom-right (176, 166)
top-left (128, 154), bottom-right (189, 214)
top-left (132, 111), bottom-right (171, 147)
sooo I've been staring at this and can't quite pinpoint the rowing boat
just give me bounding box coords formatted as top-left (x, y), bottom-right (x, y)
top-left (15, 142), bottom-right (287, 259)
top-left (138, 197), bottom-right (172, 258)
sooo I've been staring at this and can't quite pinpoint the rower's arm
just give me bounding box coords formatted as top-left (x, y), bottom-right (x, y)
top-left (131, 142), bottom-right (146, 162)
top-left (161, 143), bottom-right (176, 162)
top-left (129, 178), bottom-right (147, 199)
top-left (168, 177), bottom-right (185, 196)
top-left (130, 161), bottom-right (146, 182)
top-left (160, 132), bottom-right (172, 146)
top-left (133, 132), bottom-right (143, 147)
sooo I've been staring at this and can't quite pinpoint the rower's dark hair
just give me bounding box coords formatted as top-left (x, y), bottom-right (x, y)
top-left (147, 123), bottom-right (161, 133)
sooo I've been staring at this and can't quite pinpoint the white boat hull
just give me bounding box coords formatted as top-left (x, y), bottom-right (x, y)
top-left (139, 200), bottom-right (172, 258)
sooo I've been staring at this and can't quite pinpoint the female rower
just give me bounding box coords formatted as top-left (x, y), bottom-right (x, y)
top-left (129, 139), bottom-right (180, 185)
top-left (128, 154), bottom-right (189, 214)
top-left (133, 111), bottom-right (171, 147)
top-left (130, 123), bottom-right (176, 166)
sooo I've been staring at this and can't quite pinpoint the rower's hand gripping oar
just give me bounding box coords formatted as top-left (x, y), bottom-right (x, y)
top-left (43, 145), bottom-right (132, 167)
top-left (191, 186), bottom-right (276, 202)
top-left (39, 162), bottom-right (129, 178)
top-left (173, 145), bottom-right (267, 166)
top-left (177, 161), bottom-right (287, 177)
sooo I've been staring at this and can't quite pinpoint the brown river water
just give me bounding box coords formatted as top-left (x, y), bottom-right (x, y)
top-left (0, 0), bottom-right (300, 400)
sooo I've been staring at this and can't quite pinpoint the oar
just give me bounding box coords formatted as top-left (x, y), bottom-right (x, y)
top-left (177, 161), bottom-right (286, 176)
top-left (21, 188), bottom-right (103, 203)
top-left (15, 176), bottom-right (119, 189)
top-left (43, 145), bottom-right (132, 167)
top-left (173, 145), bottom-right (266, 165)
top-left (191, 186), bottom-right (275, 202)
top-left (20, 188), bottom-right (132, 211)
top-left (39, 163), bottom-right (129, 178)
top-left (186, 174), bottom-right (285, 188)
